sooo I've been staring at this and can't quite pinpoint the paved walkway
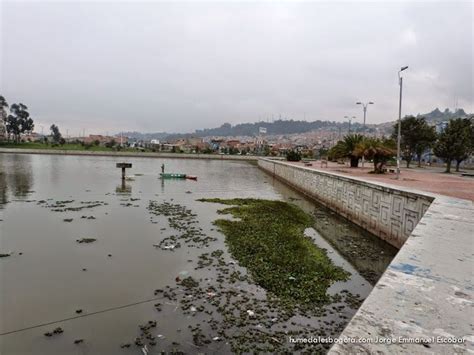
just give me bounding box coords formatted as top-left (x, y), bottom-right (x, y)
top-left (288, 161), bottom-right (474, 201)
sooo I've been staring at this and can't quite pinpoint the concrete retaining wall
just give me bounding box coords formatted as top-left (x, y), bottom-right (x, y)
top-left (258, 158), bottom-right (433, 248)
top-left (258, 158), bottom-right (474, 354)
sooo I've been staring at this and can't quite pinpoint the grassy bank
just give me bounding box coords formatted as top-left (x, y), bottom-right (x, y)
top-left (198, 198), bottom-right (349, 306)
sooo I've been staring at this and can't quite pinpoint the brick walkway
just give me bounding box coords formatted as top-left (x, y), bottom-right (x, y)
top-left (289, 161), bottom-right (474, 201)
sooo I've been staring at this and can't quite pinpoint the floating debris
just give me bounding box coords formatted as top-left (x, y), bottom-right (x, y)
top-left (63, 218), bottom-right (73, 222)
top-left (0, 251), bottom-right (12, 258)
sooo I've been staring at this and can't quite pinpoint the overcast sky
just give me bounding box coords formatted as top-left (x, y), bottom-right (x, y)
top-left (1, 1), bottom-right (472, 135)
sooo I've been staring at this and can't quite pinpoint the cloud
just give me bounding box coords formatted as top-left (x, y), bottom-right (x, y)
top-left (1, 1), bottom-right (472, 134)
top-left (401, 28), bottom-right (418, 46)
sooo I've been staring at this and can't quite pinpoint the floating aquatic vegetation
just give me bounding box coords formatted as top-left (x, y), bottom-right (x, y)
top-left (44, 327), bottom-right (63, 337)
top-left (179, 276), bottom-right (199, 289)
top-left (147, 201), bottom-right (216, 249)
top-left (76, 238), bottom-right (97, 244)
top-left (39, 199), bottom-right (108, 212)
top-left (198, 198), bottom-right (349, 306)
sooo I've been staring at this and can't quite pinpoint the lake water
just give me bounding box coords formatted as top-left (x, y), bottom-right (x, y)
top-left (0, 153), bottom-right (397, 354)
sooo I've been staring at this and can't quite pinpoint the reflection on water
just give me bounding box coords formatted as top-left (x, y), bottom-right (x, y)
top-left (0, 153), bottom-right (397, 354)
top-left (0, 154), bottom-right (34, 206)
top-left (0, 171), bottom-right (6, 207)
top-left (116, 181), bottom-right (132, 194)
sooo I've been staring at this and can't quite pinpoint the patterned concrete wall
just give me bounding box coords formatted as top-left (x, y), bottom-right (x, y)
top-left (259, 159), bottom-right (433, 248)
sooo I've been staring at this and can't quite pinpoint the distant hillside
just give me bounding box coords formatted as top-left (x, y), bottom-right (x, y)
top-left (416, 108), bottom-right (469, 123)
top-left (120, 131), bottom-right (169, 141)
top-left (122, 108), bottom-right (471, 140)
top-left (376, 108), bottom-right (471, 135)
top-left (192, 120), bottom-right (338, 137)
top-left (164, 119), bottom-right (364, 140)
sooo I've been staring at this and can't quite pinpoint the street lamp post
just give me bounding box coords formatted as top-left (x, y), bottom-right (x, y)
top-left (356, 101), bottom-right (374, 127)
top-left (396, 66), bottom-right (409, 180)
top-left (344, 116), bottom-right (357, 133)
top-left (356, 101), bottom-right (374, 168)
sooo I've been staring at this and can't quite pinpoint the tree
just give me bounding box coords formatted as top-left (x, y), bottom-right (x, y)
top-left (328, 134), bottom-right (364, 167)
top-left (434, 118), bottom-right (474, 172)
top-left (105, 139), bottom-right (116, 148)
top-left (50, 124), bottom-right (62, 144)
top-left (354, 138), bottom-right (396, 174)
top-left (0, 95), bottom-right (8, 140)
top-left (286, 150), bottom-right (301, 162)
top-left (5, 103), bottom-right (34, 142)
top-left (392, 116), bottom-right (437, 167)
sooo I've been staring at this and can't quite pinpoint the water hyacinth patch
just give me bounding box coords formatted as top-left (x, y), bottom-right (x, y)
top-left (198, 198), bottom-right (349, 306)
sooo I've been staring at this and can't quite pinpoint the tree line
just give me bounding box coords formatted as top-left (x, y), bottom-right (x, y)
top-left (327, 115), bottom-right (473, 173)
top-left (1, 95), bottom-right (65, 145)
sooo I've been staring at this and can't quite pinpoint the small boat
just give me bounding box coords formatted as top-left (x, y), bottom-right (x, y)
top-left (160, 173), bottom-right (197, 180)
top-left (160, 173), bottom-right (186, 179)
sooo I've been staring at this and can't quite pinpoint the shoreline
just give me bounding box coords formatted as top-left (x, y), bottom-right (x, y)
top-left (0, 147), bottom-right (259, 161)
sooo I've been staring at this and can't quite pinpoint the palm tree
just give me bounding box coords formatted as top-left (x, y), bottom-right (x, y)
top-left (354, 138), bottom-right (396, 174)
top-left (329, 134), bottom-right (364, 167)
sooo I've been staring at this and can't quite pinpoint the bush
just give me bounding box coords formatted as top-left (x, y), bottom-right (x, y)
top-left (286, 150), bottom-right (302, 162)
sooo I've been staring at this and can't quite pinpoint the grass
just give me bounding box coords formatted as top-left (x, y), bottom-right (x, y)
top-left (198, 198), bottom-right (349, 306)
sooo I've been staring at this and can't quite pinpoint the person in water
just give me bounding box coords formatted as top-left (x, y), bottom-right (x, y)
top-left (161, 163), bottom-right (165, 173)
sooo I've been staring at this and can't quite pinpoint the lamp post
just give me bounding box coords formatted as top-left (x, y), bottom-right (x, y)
top-left (356, 101), bottom-right (374, 168)
top-left (396, 66), bottom-right (409, 180)
top-left (344, 116), bottom-right (357, 133)
top-left (355, 101), bottom-right (374, 127)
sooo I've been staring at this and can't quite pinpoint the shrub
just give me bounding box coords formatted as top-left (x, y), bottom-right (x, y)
top-left (286, 150), bottom-right (302, 161)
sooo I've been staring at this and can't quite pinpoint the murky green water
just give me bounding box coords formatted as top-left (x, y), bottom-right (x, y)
top-left (0, 153), bottom-right (396, 354)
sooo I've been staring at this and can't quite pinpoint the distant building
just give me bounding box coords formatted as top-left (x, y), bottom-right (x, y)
top-left (22, 132), bottom-right (43, 142)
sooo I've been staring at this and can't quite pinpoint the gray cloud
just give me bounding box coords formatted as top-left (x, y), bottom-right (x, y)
top-left (1, 1), bottom-right (472, 135)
